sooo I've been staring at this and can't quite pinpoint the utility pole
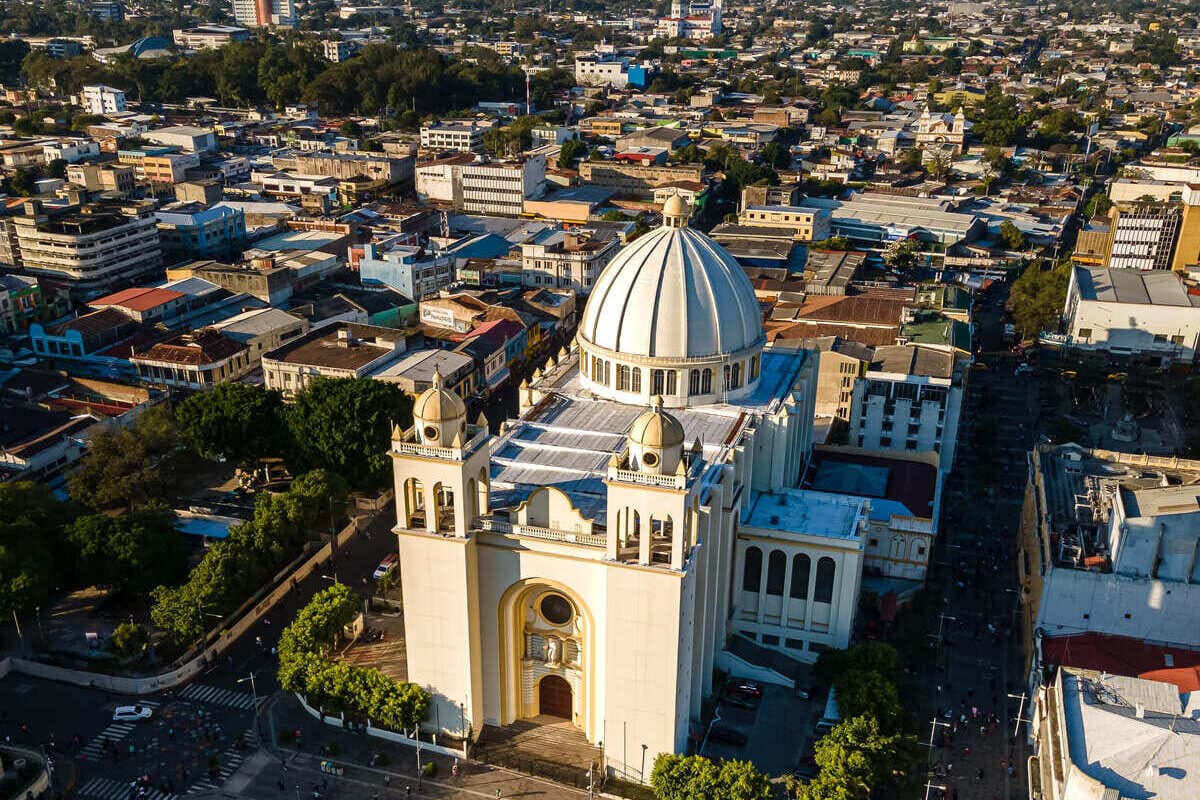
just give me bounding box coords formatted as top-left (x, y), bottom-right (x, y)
top-left (1008, 690), bottom-right (1030, 740)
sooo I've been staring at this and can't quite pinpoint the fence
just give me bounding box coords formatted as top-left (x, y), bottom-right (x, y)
top-left (294, 692), bottom-right (466, 759)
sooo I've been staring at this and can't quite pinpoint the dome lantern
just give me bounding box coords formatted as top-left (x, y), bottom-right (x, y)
top-left (662, 192), bottom-right (689, 229)
top-left (413, 366), bottom-right (467, 446)
top-left (628, 395), bottom-right (685, 475)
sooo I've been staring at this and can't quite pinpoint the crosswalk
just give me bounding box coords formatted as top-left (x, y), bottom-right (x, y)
top-left (79, 701), bottom-right (161, 761)
top-left (185, 726), bottom-right (259, 795)
top-left (179, 683), bottom-right (257, 711)
top-left (78, 776), bottom-right (177, 800)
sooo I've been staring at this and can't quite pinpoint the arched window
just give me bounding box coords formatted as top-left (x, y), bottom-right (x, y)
top-left (723, 365), bottom-right (731, 391)
top-left (742, 546), bottom-right (762, 593)
top-left (790, 553), bottom-right (810, 599)
top-left (701, 368), bottom-right (712, 394)
top-left (630, 367), bottom-right (641, 393)
top-left (591, 356), bottom-right (604, 383)
top-left (815, 557), bottom-right (836, 603)
top-left (731, 362), bottom-right (742, 389)
top-left (688, 369), bottom-right (701, 396)
top-left (665, 369), bottom-right (677, 395)
top-left (616, 364), bottom-right (630, 391)
top-left (651, 369), bottom-right (665, 395)
top-left (766, 550), bottom-right (786, 596)
top-left (603, 360), bottom-right (611, 386)
top-left (750, 354), bottom-right (760, 381)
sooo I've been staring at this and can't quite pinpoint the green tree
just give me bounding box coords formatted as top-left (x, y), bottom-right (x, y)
top-left (883, 238), bottom-right (920, 271)
top-left (175, 383), bottom-right (288, 466)
top-left (110, 622), bottom-right (148, 659)
top-left (288, 378), bottom-right (413, 490)
top-left (67, 506), bottom-right (187, 595)
top-left (1009, 260), bottom-right (1071, 338)
top-left (46, 158), bottom-right (68, 179)
top-left (789, 715), bottom-right (918, 800)
top-left (68, 404), bottom-right (185, 511)
top-left (651, 754), bottom-right (772, 800)
top-left (9, 165), bottom-right (39, 195)
top-left (971, 82), bottom-right (1022, 146)
top-left (557, 137), bottom-right (587, 168)
top-left (998, 220), bottom-right (1026, 251)
top-left (1084, 193), bottom-right (1113, 219)
top-left (0, 482), bottom-right (76, 615)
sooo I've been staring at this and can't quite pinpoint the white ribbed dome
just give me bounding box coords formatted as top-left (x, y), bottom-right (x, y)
top-left (578, 223), bottom-right (763, 360)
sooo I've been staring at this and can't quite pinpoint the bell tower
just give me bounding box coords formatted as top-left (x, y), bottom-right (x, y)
top-left (392, 368), bottom-right (492, 536)
top-left (604, 398), bottom-right (701, 569)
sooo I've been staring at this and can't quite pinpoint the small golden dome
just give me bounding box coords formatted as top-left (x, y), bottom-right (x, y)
top-left (413, 366), bottom-right (466, 423)
top-left (629, 395), bottom-right (685, 449)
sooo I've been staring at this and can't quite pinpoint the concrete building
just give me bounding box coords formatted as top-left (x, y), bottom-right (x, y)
top-left (211, 306), bottom-right (309, 366)
top-left (389, 198), bottom-right (855, 782)
top-left (656, 0), bottom-right (722, 39)
top-left (416, 155), bottom-right (546, 216)
top-left (11, 200), bottom-right (162, 296)
top-left (231, 0), bottom-right (296, 27)
top-left (358, 242), bottom-right (454, 301)
top-left (143, 126), bottom-right (218, 153)
top-left (130, 328), bottom-right (252, 390)
top-left (737, 205), bottom-right (832, 242)
top-left (42, 138), bottom-right (100, 165)
top-left (1030, 668), bottom-right (1200, 800)
top-left (261, 322), bottom-right (409, 399)
top-left (797, 193), bottom-right (984, 248)
top-left (519, 227), bottom-right (620, 293)
top-left (80, 84), bottom-right (126, 116)
top-left (578, 160), bottom-right (704, 200)
top-left (1104, 201), bottom-right (1182, 271)
top-left (66, 163), bottom-right (136, 196)
top-left (573, 55), bottom-right (652, 89)
top-left (171, 25), bottom-right (251, 49)
top-left (91, 1), bottom-right (124, 21)
top-left (0, 273), bottom-right (43, 333)
top-left (419, 120), bottom-right (493, 153)
top-left (848, 343), bottom-right (964, 473)
top-left (1064, 266), bottom-right (1200, 362)
top-left (154, 202), bottom-right (247, 262)
top-left (1173, 184), bottom-right (1200, 272)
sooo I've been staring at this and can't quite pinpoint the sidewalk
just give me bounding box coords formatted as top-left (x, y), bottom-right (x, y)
top-left (256, 693), bottom-right (594, 800)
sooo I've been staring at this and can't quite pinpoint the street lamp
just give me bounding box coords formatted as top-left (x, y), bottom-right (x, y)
top-left (237, 671), bottom-right (259, 711)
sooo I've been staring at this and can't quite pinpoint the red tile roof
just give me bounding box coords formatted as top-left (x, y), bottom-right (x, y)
top-left (91, 286), bottom-right (185, 313)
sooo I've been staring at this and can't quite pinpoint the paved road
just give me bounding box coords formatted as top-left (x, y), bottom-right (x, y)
top-left (0, 506), bottom-right (402, 799)
top-left (918, 287), bottom-right (1034, 800)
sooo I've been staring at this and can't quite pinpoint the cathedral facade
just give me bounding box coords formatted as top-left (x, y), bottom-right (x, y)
top-left (389, 197), bottom-right (866, 779)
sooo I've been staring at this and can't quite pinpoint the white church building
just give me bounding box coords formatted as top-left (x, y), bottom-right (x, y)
top-left (389, 196), bottom-right (867, 779)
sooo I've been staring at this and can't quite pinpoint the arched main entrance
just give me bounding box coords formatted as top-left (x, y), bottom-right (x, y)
top-left (538, 675), bottom-right (572, 719)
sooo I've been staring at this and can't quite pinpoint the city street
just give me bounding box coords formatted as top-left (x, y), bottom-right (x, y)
top-left (916, 288), bottom-right (1036, 800)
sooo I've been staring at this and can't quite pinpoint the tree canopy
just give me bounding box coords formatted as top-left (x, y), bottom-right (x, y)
top-left (68, 404), bottom-right (186, 512)
top-left (650, 754), bottom-right (772, 800)
top-left (175, 382), bottom-right (288, 466)
top-left (288, 378), bottom-right (413, 490)
top-left (1009, 260), bottom-right (1072, 338)
top-left (67, 505), bottom-right (188, 595)
top-left (0, 482), bottom-right (76, 615)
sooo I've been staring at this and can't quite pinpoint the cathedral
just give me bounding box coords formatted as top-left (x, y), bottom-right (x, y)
top-left (389, 196), bottom-right (867, 779)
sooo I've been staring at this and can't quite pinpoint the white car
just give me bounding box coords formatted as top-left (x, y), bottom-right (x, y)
top-left (373, 554), bottom-right (398, 580)
top-left (112, 705), bottom-right (153, 722)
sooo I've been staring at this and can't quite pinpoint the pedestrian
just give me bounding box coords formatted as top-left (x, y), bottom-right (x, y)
top-left (977, 767), bottom-right (984, 782)
top-left (384, 776), bottom-right (391, 788)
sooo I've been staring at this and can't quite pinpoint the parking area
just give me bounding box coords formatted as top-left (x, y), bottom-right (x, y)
top-left (701, 681), bottom-right (818, 776)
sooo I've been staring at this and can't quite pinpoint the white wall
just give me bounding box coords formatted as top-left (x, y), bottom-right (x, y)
top-left (1067, 298), bottom-right (1200, 361)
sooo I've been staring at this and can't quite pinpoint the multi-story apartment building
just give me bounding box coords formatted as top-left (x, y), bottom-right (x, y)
top-left (1105, 201), bottom-right (1182, 271)
top-left (271, 151), bottom-right (414, 185)
top-left (141, 153), bottom-right (202, 185)
top-left (231, 0), bottom-right (296, 27)
top-left (416, 154), bottom-right (546, 216)
top-left (261, 323), bottom-right (409, 399)
top-left (419, 120), bottom-right (492, 153)
top-left (171, 25), bottom-right (251, 49)
top-left (90, 1), bottom-right (124, 21)
top-left (573, 55), bottom-right (652, 89)
top-left (519, 227), bottom-right (619, 293)
top-left (131, 329), bottom-right (252, 390)
top-left (81, 84), bottom-right (126, 115)
top-left (358, 242), bottom-right (455, 301)
top-left (848, 343), bottom-right (964, 473)
top-left (155, 202), bottom-right (247, 262)
top-left (11, 200), bottom-right (162, 296)
top-left (578, 160), bottom-right (704, 200)
top-left (42, 138), bottom-right (100, 164)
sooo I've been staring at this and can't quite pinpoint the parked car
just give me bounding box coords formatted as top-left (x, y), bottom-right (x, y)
top-left (722, 692), bottom-right (758, 709)
top-left (727, 678), bottom-right (763, 697)
top-left (1013, 363), bottom-right (1034, 376)
top-left (708, 724), bottom-right (748, 746)
top-left (113, 705), bottom-right (153, 722)
top-left (373, 553), bottom-right (398, 580)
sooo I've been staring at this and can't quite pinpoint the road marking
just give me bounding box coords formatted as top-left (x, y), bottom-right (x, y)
top-left (184, 727), bottom-right (258, 795)
top-left (179, 683), bottom-right (257, 710)
top-left (78, 776), bottom-right (177, 800)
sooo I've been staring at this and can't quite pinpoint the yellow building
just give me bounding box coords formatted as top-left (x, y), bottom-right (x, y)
top-left (1171, 185), bottom-right (1200, 271)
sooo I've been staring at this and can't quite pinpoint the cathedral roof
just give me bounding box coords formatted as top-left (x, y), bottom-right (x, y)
top-left (577, 206), bottom-right (764, 361)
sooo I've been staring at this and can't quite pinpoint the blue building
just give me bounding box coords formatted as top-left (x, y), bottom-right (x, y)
top-left (155, 202), bottom-right (247, 262)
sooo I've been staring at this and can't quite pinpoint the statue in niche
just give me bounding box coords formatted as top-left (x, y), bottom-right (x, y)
top-left (545, 636), bottom-right (560, 666)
